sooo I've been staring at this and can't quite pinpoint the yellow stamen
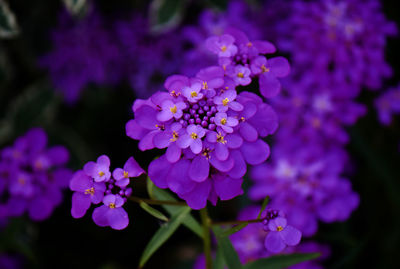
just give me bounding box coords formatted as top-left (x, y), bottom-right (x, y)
top-left (261, 65), bottom-right (270, 73)
top-left (237, 72), bottom-right (244, 78)
top-left (170, 105), bottom-right (177, 114)
top-left (109, 203), bottom-right (116, 209)
top-left (123, 171), bottom-right (129, 178)
top-left (202, 81), bottom-right (208, 90)
top-left (216, 133), bottom-right (226, 144)
top-left (220, 118), bottom-right (227, 125)
top-left (247, 42), bottom-right (253, 47)
top-left (191, 132), bottom-right (198, 139)
top-left (155, 124), bottom-right (165, 130)
top-left (240, 116), bottom-right (245, 122)
top-left (277, 226), bottom-right (283, 232)
top-left (84, 187), bottom-right (95, 195)
top-left (190, 91), bottom-right (198, 97)
top-left (222, 98), bottom-right (229, 106)
top-left (98, 171), bottom-right (105, 177)
top-left (170, 131), bottom-right (179, 142)
top-left (170, 90), bottom-right (180, 97)
top-left (221, 45), bottom-right (227, 52)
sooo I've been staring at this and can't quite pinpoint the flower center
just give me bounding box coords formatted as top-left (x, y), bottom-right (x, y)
top-left (247, 42), bottom-right (253, 47)
top-left (155, 124), bottom-right (165, 130)
top-left (261, 65), bottom-right (270, 73)
top-left (222, 98), bottom-right (229, 106)
top-left (18, 178), bottom-right (26, 185)
top-left (202, 81), bottom-right (208, 90)
top-left (216, 133), bottom-right (226, 144)
top-left (220, 118), bottom-right (227, 125)
top-left (170, 105), bottom-right (177, 114)
top-left (98, 171), bottom-right (105, 177)
top-left (171, 131), bottom-right (179, 142)
top-left (221, 45), bottom-right (227, 52)
top-left (191, 132), bottom-right (198, 139)
top-left (84, 187), bottom-right (95, 195)
top-left (109, 203), bottom-right (116, 209)
top-left (277, 226), bottom-right (283, 232)
top-left (191, 91), bottom-right (198, 97)
top-left (237, 72), bottom-right (244, 78)
top-left (123, 171), bottom-right (129, 178)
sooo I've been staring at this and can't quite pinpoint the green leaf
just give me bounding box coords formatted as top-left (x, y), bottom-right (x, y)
top-left (214, 243), bottom-right (225, 269)
top-left (219, 223), bottom-right (248, 238)
top-left (149, 0), bottom-right (185, 33)
top-left (139, 206), bottom-right (191, 267)
top-left (213, 226), bottom-right (243, 269)
top-left (244, 253), bottom-right (321, 269)
top-left (147, 178), bottom-right (203, 238)
top-left (0, 0), bottom-right (19, 38)
top-left (140, 201), bottom-right (169, 222)
top-left (63, 0), bottom-right (88, 16)
top-left (257, 196), bottom-right (270, 219)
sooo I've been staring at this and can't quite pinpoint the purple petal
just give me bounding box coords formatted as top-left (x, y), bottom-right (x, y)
top-left (240, 140), bottom-right (270, 165)
top-left (210, 154), bottom-right (234, 172)
top-left (124, 157), bottom-right (144, 177)
top-left (92, 205), bottom-right (109, 227)
top-left (148, 156), bottom-right (172, 189)
top-left (46, 146), bottom-right (69, 165)
top-left (177, 134), bottom-right (191, 149)
top-left (107, 207), bottom-right (129, 230)
top-left (91, 183), bottom-right (106, 204)
top-left (213, 175), bottom-right (243, 200)
top-left (28, 196), bottom-right (53, 221)
top-left (138, 130), bottom-right (158, 151)
top-left (227, 150), bottom-right (246, 179)
top-left (239, 122), bottom-right (258, 142)
top-left (135, 105), bottom-right (159, 130)
top-left (226, 134), bottom-right (243, 149)
top-left (265, 231), bottom-right (286, 253)
top-left (166, 159), bottom-right (195, 194)
top-left (71, 192), bottom-right (91, 218)
top-left (83, 162), bottom-right (97, 178)
top-left (126, 120), bottom-right (147, 140)
top-left (280, 226), bottom-right (302, 246)
top-left (190, 139), bottom-right (203, 154)
top-left (189, 155), bottom-right (210, 182)
top-left (259, 72), bottom-right (281, 98)
top-left (179, 180), bottom-right (211, 210)
top-left (166, 143), bottom-right (182, 163)
top-left (112, 168), bottom-right (125, 180)
top-left (269, 57), bottom-right (290, 78)
top-left (69, 170), bottom-right (92, 192)
top-left (215, 143), bottom-right (229, 161)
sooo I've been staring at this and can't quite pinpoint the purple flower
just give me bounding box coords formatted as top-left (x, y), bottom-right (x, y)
top-left (214, 112), bottom-right (239, 133)
top-left (70, 156), bottom-right (143, 230)
top-left (177, 124), bottom-right (206, 154)
top-left (112, 157), bottom-right (145, 188)
top-left (83, 155), bottom-right (111, 182)
top-left (70, 171), bottom-right (106, 218)
top-left (157, 99), bottom-right (187, 121)
top-left (206, 34), bottom-right (238, 57)
top-left (229, 65), bottom-right (251, 86)
top-left (182, 80), bottom-right (204, 103)
top-left (92, 194), bottom-right (129, 230)
top-left (213, 89), bottom-right (243, 112)
top-left (264, 216), bottom-right (302, 253)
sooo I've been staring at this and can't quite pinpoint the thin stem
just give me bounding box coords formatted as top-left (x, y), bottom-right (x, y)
top-left (211, 218), bottom-right (264, 226)
top-left (128, 196), bottom-right (186, 206)
top-left (200, 207), bottom-right (213, 269)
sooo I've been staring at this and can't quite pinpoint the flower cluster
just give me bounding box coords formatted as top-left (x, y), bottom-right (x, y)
top-left (0, 128), bottom-right (72, 222)
top-left (375, 83), bottom-right (400, 126)
top-left (229, 207), bottom-right (329, 266)
top-left (70, 155), bottom-right (144, 230)
top-left (127, 61), bottom-right (278, 209)
top-left (277, 0), bottom-right (397, 90)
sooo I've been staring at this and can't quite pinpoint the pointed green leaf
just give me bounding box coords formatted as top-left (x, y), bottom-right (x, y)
top-left (147, 178), bottom-right (203, 238)
top-left (149, 0), bottom-right (185, 33)
top-left (219, 223), bottom-right (248, 238)
top-left (213, 226), bottom-right (242, 269)
top-left (214, 243), bottom-right (225, 269)
top-left (139, 206), bottom-right (191, 267)
top-left (244, 253), bottom-right (321, 269)
top-left (0, 0), bottom-right (19, 38)
top-left (140, 201), bottom-right (169, 222)
top-left (257, 196), bottom-right (270, 219)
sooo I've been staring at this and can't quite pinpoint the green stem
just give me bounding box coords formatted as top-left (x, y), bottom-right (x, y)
top-left (200, 207), bottom-right (213, 269)
top-left (212, 218), bottom-right (264, 226)
top-left (128, 196), bottom-right (186, 206)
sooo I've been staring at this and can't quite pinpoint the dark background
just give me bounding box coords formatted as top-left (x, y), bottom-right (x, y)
top-left (1, 0), bottom-right (400, 268)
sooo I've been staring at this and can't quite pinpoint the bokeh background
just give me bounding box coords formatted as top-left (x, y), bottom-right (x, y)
top-left (1, 0), bottom-right (400, 268)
